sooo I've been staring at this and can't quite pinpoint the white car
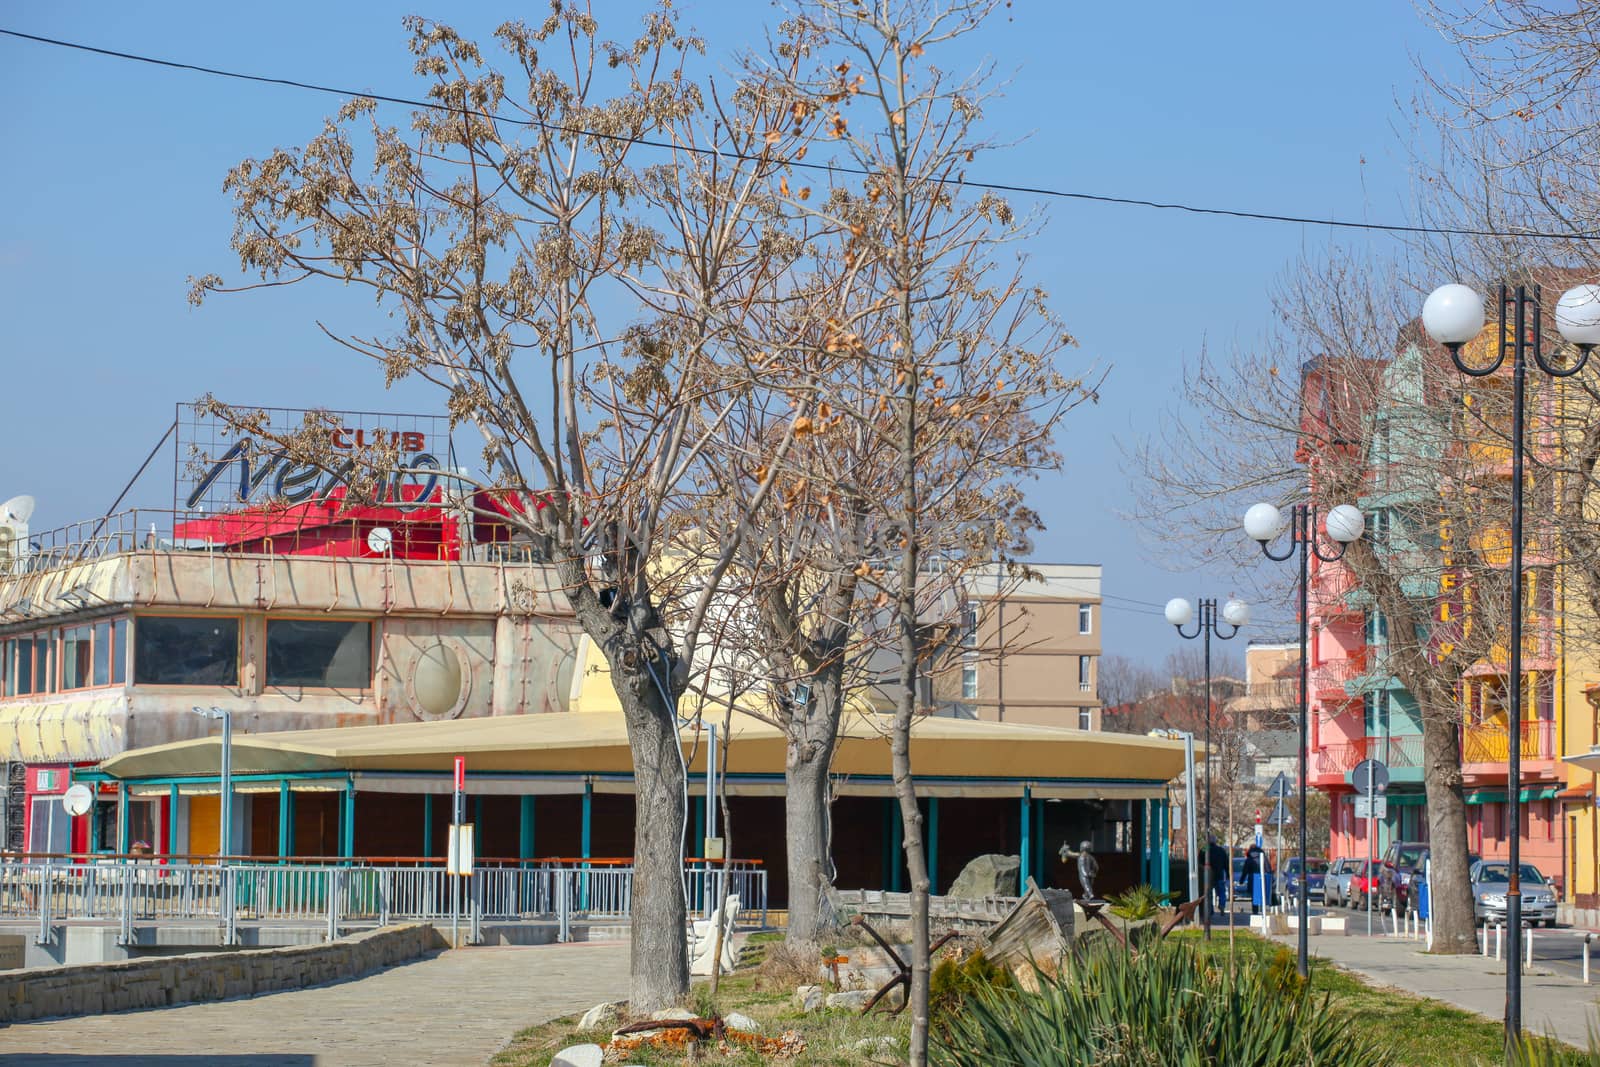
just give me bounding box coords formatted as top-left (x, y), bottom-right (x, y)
top-left (1325, 857), bottom-right (1357, 907)
top-left (1471, 860), bottom-right (1558, 927)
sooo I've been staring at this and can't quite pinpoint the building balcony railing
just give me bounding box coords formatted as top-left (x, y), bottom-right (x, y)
top-left (1315, 738), bottom-right (1370, 780)
top-left (1310, 566), bottom-right (1360, 617)
top-left (1461, 719), bottom-right (1556, 765)
top-left (1380, 734), bottom-right (1425, 770)
top-left (1311, 653), bottom-right (1367, 701)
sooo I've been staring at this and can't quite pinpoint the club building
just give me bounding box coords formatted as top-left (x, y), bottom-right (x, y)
top-left (0, 406), bottom-right (1185, 908)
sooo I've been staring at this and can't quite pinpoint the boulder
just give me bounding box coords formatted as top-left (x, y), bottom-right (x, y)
top-left (723, 1010), bottom-right (760, 1033)
top-left (825, 989), bottom-right (874, 1010)
top-left (853, 1035), bottom-right (903, 1056)
top-left (795, 984), bottom-right (824, 1012)
top-left (947, 854), bottom-right (1021, 899)
top-left (551, 1045), bottom-right (604, 1067)
top-left (650, 1007), bottom-right (698, 1021)
top-left (577, 1002), bottom-right (622, 1031)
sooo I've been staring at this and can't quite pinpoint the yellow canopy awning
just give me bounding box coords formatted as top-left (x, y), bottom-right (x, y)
top-left (97, 710), bottom-right (1188, 791)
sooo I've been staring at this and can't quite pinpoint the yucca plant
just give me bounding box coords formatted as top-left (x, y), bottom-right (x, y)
top-left (933, 938), bottom-right (1393, 1066)
top-left (1508, 1024), bottom-right (1600, 1067)
top-left (1106, 884), bottom-right (1168, 922)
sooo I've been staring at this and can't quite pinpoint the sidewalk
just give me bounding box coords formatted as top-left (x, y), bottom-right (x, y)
top-left (1267, 930), bottom-right (1600, 1048)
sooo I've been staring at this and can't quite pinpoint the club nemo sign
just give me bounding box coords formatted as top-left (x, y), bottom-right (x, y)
top-left (177, 405), bottom-right (453, 514)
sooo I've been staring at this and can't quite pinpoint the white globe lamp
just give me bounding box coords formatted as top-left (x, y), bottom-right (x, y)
top-left (1243, 502), bottom-right (1286, 543)
top-left (1556, 285), bottom-right (1600, 348)
top-left (1325, 504), bottom-right (1365, 544)
top-left (1422, 284), bottom-right (1485, 346)
top-left (1164, 598), bottom-right (1194, 627)
top-left (1222, 598), bottom-right (1250, 627)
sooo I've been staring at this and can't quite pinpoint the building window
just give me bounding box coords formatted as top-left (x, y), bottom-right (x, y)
top-left (62, 625), bottom-right (92, 690)
top-left (1364, 609), bottom-right (1388, 646)
top-left (961, 664), bottom-right (978, 700)
top-left (1078, 604), bottom-right (1092, 635)
top-left (266, 619), bottom-right (373, 689)
top-left (134, 616), bottom-right (240, 686)
top-left (961, 601), bottom-right (978, 649)
top-left (91, 619), bottom-right (127, 687)
top-left (1078, 707), bottom-right (1092, 730)
top-left (1078, 655), bottom-right (1092, 692)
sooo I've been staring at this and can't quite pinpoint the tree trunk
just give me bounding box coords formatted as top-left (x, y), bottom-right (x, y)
top-left (1418, 684), bottom-right (1476, 954)
top-left (613, 663), bottom-right (691, 1009)
top-left (784, 666), bottom-right (843, 946)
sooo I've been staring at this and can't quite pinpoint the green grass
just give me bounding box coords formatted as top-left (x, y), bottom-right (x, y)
top-left (1173, 931), bottom-right (1538, 1067)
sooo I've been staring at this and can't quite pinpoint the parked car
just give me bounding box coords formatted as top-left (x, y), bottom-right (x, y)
top-left (1325, 858), bottom-right (1358, 907)
top-left (1471, 860), bottom-right (1558, 928)
top-left (1378, 841), bottom-right (1430, 912)
top-left (1398, 849), bottom-right (1481, 916)
top-left (1282, 857), bottom-right (1329, 904)
top-left (1344, 859), bottom-right (1377, 909)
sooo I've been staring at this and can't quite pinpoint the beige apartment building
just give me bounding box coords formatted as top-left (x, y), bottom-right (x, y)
top-left (934, 563), bottom-right (1103, 729)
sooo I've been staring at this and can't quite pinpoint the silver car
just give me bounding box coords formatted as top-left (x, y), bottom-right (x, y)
top-left (1471, 860), bottom-right (1558, 927)
top-left (1325, 857), bottom-right (1357, 907)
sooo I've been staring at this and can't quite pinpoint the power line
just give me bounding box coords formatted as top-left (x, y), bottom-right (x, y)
top-left (4, 26), bottom-right (1597, 243)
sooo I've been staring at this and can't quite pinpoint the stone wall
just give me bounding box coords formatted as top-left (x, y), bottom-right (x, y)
top-left (0, 923), bottom-right (444, 1023)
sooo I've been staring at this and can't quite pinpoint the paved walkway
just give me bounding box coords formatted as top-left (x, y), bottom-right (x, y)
top-left (0, 942), bottom-right (631, 1067)
top-left (1267, 929), bottom-right (1600, 1048)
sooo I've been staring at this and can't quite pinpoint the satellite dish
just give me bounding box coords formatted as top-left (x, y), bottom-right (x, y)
top-left (0, 495), bottom-right (35, 524)
top-left (366, 526), bottom-right (394, 555)
top-left (61, 783), bottom-right (94, 817)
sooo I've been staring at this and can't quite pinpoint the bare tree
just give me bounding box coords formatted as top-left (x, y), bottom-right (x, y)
top-left (189, 6), bottom-right (828, 1008)
top-left (756, 2), bottom-right (1093, 1059)
top-left (1133, 249), bottom-right (1530, 953)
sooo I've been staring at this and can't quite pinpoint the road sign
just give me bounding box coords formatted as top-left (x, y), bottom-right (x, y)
top-left (1267, 798), bottom-right (1294, 825)
top-left (1355, 795), bottom-right (1388, 820)
top-left (1265, 772), bottom-right (1293, 798)
top-left (1352, 759), bottom-right (1389, 795)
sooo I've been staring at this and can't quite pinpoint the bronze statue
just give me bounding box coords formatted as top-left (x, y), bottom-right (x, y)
top-left (1059, 839), bottom-right (1099, 899)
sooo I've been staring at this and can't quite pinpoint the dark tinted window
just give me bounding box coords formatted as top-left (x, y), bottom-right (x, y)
top-left (1397, 847), bottom-right (1426, 867)
top-left (134, 617), bottom-right (239, 686)
top-left (265, 619), bottom-right (372, 689)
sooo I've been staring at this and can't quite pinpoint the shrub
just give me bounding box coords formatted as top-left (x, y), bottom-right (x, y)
top-left (930, 948), bottom-right (1013, 1024)
top-left (933, 938), bottom-right (1393, 1067)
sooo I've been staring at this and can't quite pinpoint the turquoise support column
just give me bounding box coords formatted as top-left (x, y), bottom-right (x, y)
top-left (927, 798), bottom-right (940, 895)
top-left (277, 781), bottom-right (290, 859)
top-left (1137, 799), bottom-right (1149, 885)
top-left (170, 783), bottom-right (181, 858)
top-left (284, 789), bottom-right (296, 856)
top-left (423, 793), bottom-right (434, 858)
top-left (341, 782), bottom-right (356, 860)
top-left (90, 795), bottom-right (102, 853)
top-left (581, 782), bottom-right (593, 860)
top-left (889, 798), bottom-right (904, 893)
top-left (117, 781), bottom-right (130, 853)
top-left (580, 781), bottom-right (593, 911)
top-left (1158, 800), bottom-right (1171, 894)
top-left (519, 796), bottom-right (535, 864)
top-left (1032, 798), bottom-right (1046, 888)
top-left (1019, 787), bottom-right (1032, 888)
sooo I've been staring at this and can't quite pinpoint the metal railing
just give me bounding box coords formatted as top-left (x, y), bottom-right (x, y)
top-left (0, 858), bottom-right (767, 947)
top-left (1462, 718), bottom-right (1556, 764)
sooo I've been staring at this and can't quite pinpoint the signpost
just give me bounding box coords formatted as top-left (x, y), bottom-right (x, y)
top-left (1352, 759), bottom-right (1390, 938)
top-left (1266, 774), bottom-right (1292, 909)
top-left (448, 756), bottom-right (472, 947)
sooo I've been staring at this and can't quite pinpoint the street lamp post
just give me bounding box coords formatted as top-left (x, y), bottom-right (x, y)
top-left (1165, 596), bottom-right (1249, 938)
top-left (1420, 280), bottom-right (1600, 1043)
top-left (1245, 500), bottom-right (1365, 979)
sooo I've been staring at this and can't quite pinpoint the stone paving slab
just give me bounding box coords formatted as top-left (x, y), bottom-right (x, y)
top-left (0, 942), bottom-right (630, 1067)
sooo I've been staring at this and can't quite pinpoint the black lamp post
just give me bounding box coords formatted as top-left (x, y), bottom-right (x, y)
top-left (1245, 500), bottom-right (1365, 979)
top-left (1420, 280), bottom-right (1600, 1043)
top-left (1166, 595), bottom-right (1248, 938)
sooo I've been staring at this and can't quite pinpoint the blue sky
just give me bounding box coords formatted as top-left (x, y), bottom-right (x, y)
top-left (0, 1), bottom-right (1459, 666)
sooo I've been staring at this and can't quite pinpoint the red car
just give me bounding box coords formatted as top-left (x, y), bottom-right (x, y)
top-left (1344, 859), bottom-right (1377, 909)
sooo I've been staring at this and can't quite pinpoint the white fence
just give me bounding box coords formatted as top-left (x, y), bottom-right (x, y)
top-left (0, 860), bottom-right (767, 946)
